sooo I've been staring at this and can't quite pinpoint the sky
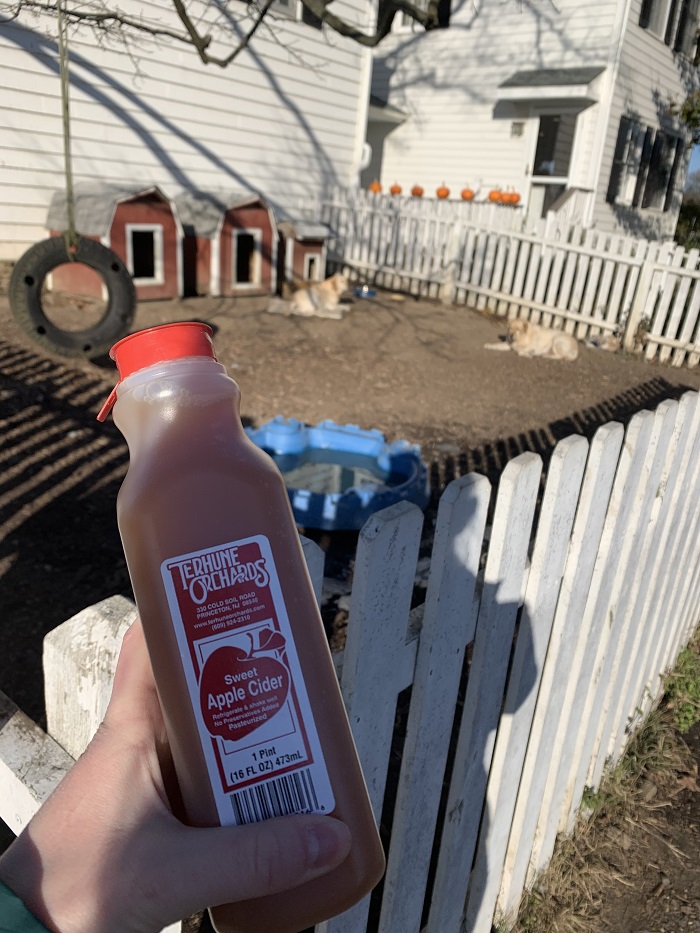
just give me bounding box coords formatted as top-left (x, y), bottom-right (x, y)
top-left (689, 145), bottom-right (700, 178)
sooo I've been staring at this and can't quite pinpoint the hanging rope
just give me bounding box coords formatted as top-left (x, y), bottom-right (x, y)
top-left (56, 0), bottom-right (78, 255)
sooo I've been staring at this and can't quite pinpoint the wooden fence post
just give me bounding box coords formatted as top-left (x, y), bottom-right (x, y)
top-left (622, 253), bottom-right (655, 351)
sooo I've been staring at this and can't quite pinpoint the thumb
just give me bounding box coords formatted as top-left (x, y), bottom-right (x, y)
top-left (160, 815), bottom-right (351, 920)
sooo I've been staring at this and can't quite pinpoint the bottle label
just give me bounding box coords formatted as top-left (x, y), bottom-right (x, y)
top-left (161, 535), bottom-right (335, 826)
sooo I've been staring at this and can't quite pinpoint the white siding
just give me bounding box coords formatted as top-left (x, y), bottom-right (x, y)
top-left (369, 0), bottom-right (697, 236)
top-left (370, 0), bottom-right (619, 206)
top-left (592, 0), bottom-right (698, 236)
top-left (0, 0), bottom-right (371, 259)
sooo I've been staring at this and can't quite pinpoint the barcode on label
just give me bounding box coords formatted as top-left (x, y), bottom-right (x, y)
top-left (231, 769), bottom-right (321, 825)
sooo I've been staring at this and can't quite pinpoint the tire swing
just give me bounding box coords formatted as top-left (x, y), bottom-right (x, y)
top-left (8, 0), bottom-right (135, 359)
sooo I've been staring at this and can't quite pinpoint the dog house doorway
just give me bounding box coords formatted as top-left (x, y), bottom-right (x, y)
top-left (234, 228), bottom-right (262, 288)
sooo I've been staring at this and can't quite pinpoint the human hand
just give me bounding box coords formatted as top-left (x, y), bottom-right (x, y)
top-left (0, 621), bottom-right (351, 933)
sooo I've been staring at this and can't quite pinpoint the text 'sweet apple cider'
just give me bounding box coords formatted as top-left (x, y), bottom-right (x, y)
top-left (97, 322), bottom-right (385, 933)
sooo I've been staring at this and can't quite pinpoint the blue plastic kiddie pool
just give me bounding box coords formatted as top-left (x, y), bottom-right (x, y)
top-left (245, 417), bottom-right (430, 531)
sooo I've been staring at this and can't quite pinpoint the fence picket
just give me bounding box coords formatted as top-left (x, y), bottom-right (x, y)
top-left (529, 234), bottom-right (555, 326)
top-left (527, 410), bottom-right (655, 880)
top-left (427, 453), bottom-right (543, 933)
top-left (320, 501), bottom-right (423, 933)
top-left (541, 239), bottom-right (567, 329)
top-left (658, 248), bottom-right (699, 363)
top-left (577, 232), bottom-right (604, 338)
top-left (671, 277), bottom-right (700, 366)
top-left (497, 235), bottom-right (521, 316)
top-left (559, 409), bottom-right (660, 829)
top-left (497, 421), bottom-right (624, 920)
top-left (465, 436), bottom-right (589, 933)
top-left (378, 475), bottom-right (491, 933)
top-left (610, 393), bottom-right (700, 760)
top-left (633, 394), bottom-right (700, 722)
top-left (585, 400), bottom-right (679, 793)
top-left (489, 234), bottom-right (509, 314)
top-left (645, 245), bottom-right (687, 360)
top-left (507, 238), bottom-right (532, 317)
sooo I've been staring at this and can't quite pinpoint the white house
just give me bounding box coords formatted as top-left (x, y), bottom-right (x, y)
top-left (365, 0), bottom-right (700, 238)
top-left (0, 0), bottom-right (373, 261)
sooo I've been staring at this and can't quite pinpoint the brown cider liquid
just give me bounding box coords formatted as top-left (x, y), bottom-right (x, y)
top-left (112, 359), bottom-right (385, 933)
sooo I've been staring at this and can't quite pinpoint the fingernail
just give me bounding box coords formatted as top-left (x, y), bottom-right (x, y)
top-left (306, 820), bottom-right (351, 868)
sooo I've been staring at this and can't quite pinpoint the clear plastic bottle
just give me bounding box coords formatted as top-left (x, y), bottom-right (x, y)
top-left (97, 322), bottom-right (385, 933)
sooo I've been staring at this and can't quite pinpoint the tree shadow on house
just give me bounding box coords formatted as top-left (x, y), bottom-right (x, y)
top-left (0, 16), bottom-right (338, 213)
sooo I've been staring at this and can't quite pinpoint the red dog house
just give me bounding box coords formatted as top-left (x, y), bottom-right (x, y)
top-left (46, 184), bottom-right (183, 301)
top-left (174, 190), bottom-right (277, 297)
top-left (277, 220), bottom-right (330, 290)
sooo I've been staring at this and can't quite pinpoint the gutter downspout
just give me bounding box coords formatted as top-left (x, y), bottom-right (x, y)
top-left (350, 0), bottom-right (378, 188)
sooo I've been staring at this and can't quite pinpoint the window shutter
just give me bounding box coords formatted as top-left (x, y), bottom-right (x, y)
top-left (639, 0), bottom-right (655, 27)
top-left (674, 0), bottom-right (700, 53)
top-left (633, 128), bottom-right (654, 207)
top-left (607, 116), bottom-right (632, 204)
top-left (664, 138), bottom-right (685, 211)
top-left (665, 0), bottom-right (680, 44)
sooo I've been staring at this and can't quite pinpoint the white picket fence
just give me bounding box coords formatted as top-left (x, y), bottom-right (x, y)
top-left (2, 392), bottom-right (700, 933)
top-left (321, 188), bottom-right (700, 367)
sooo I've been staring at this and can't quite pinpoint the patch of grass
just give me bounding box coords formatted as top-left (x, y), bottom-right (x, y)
top-left (663, 631), bottom-right (700, 734)
top-left (504, 628), bottom-right (699, 933)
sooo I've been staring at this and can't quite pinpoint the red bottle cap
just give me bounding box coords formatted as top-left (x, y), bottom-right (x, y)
top-left (97, 322), bottom-right (217, 421)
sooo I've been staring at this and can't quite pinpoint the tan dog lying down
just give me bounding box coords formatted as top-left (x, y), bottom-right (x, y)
top-left (502, 318), bottom-right (579, 361)
top-left (289, 273), bottom-right (349, 319)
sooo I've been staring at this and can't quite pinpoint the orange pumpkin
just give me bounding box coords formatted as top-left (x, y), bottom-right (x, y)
top-left (501, 191), bottom-right (514, 205)
top-left (510, 191), bottom-right (521, 205)
top-left (436, 182), bottom-right (450, 200)
top-left (369, 179), bottom-right (382, 194)
top-left (411, 184), bottom-right (424, 198)
top-left (461, 187), bottom-right (475, 201)
top-left (390, 181), bottom-right (402, 195)
top-left (488, 189), bottom-right (502, 203)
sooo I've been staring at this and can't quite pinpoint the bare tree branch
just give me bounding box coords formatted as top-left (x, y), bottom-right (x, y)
top-left (0, 0), bottom-right (444, 64)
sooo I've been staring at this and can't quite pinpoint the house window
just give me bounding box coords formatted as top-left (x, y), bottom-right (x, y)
top-left (639, 0), bottom-right (700, 55)
top-left (125, 224), bottom-right (164, 285)
top-left (233, 228), bottom-right (262, 287)
top-left (533, 114), bottom-right (576, 178)
top-left (607, 116), bottom-right (684, 211)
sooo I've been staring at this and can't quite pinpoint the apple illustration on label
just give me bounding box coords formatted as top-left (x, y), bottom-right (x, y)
top-left (200, 640), bottom-right (290, 740)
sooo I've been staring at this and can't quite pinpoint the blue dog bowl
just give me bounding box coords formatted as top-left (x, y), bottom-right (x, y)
top-left (245, 417), bottom-right (430, 531)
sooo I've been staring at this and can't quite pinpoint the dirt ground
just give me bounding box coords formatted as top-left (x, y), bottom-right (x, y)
top-left (1, 276), bottom-right (700, 932)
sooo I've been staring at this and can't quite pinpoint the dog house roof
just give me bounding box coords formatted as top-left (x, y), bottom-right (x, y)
top-left (47, 183), bottom-right (173, 237)
top-left (173, 189), bottom-right (275, 239)
top-left (278, 219), bottom-right (330, 241)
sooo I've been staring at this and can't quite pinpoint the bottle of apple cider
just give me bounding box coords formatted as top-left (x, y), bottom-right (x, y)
top-left (97, 322), bottom-right (385, 933)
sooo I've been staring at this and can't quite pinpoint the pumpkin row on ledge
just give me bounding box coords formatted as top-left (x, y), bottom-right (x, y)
top-left (367, 181), bottom-right (521, 204)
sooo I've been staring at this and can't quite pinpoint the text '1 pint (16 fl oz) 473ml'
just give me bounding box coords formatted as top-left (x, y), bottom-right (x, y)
top-left (97, 322), bottom-right (385, 933)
